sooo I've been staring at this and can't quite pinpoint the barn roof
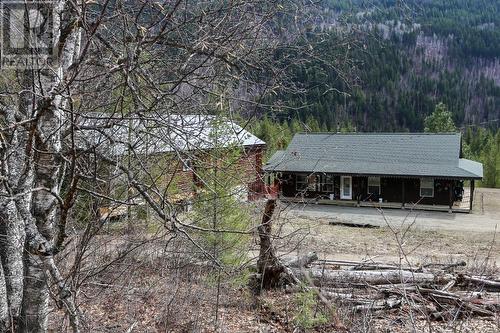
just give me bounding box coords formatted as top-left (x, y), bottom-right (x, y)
top-left (264, 133), bottom-right (483, 179)
top-left (77, 113), bottom-right (265, 156)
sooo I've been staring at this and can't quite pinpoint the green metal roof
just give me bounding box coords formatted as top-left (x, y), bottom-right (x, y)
top-left (264, 133), bottom-right (483, 179)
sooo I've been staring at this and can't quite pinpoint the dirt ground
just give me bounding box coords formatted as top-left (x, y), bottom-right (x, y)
top-left (273, 187), bottom-right (500, 266)
top-left (49, 189), bottom-right (500, 332)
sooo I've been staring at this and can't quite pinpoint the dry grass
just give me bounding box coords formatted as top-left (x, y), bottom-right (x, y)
top-left (49, 251), bottom-right (500, 333)
top-left (48, 190), bottom-right (500, 332)
top-left (273, 187), bottom-right (500, 266)
top-left (276, 216), bottom-right (500, 266)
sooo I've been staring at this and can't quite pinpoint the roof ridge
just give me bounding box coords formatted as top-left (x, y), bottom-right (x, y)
top-left (294, 132), bottom-right (460, 135)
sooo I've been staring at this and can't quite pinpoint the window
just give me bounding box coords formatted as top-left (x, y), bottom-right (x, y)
top-left (306, 175), bottom-right (318, 191)
top-left (320, 174), bottom-right (334, 192)
top-left (265, 173), bottom-right (274, 186)
top-left (368, 177), bottom-right (381, 195)
top-left (420, 178), bottom-right (434, 197)
top-left (296, 174), bottom-right (307, 191)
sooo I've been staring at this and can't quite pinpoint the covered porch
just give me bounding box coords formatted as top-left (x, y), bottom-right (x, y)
top-left (279, 188), bottom-right (472, 213)
top-left (276, 173), bottom-right (475, 213)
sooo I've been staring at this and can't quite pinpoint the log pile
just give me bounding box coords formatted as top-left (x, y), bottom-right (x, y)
top-left (252, 200), bottom-right (500, 320)
top-left (286, 257), bottom-right (500, 320)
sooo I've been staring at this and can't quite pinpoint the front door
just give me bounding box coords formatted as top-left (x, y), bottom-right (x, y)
top-left (340, 176), bottom-right (352, 200)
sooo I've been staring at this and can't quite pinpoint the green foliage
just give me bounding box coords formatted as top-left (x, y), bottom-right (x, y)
top-left (323, 0), bottom-right (500, 61)
top-left (258, 1), bottom-right (500, 135)
top-left (72, 190), bottom-right (97, 230)
top-left (190, 118), bottom-right (252, 267)
top-left (191, 184), bottom-right (251, 266)
top-left (478, 131), bottom-right (500, 188)
top-left (251, 116), bottom-right (293, 159)
top-left (293, 289), bottom-right (329, 329)
top-left (463, 127), bottom-right (500, 188)
top-left (424, 103), bottom-right (457, 133)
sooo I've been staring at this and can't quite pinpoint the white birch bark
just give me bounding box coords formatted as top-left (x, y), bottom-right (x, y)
top-left (20, 17), bottom-right (81, 333)
top-left (1, 0), bottom-right (81, 331)
top-left (0, 105), bottom-right (30, 329)
top-left (0, 202), bottom-right (25, 318)
top-left (0, 259), bottom-right (9, 331)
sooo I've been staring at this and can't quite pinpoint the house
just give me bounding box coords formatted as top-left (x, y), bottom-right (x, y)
top-left (78, 113), bottom-right (266, 210)
top-left (263, 133), bottom-right (483, 212)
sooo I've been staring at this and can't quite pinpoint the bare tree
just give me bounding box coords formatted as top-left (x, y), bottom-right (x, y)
top-left (0, 1), bottom-right (327, 331)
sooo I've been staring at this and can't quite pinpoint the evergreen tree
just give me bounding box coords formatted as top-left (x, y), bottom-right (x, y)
top-left (424, 103), bottom-right (457, 133)
top-left (191, 117), bottom-right (252, 266)
top-left (480, 132), bottom-right (500, 188)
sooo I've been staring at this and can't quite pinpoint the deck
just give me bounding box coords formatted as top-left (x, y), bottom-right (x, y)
top-left (280, 187), bottom-right (472, 213)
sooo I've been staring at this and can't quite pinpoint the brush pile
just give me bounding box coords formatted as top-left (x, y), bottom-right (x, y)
top-left (253, 200), bottom-right (499, 321)
top-left (285, 255), bottom-right (500, 320)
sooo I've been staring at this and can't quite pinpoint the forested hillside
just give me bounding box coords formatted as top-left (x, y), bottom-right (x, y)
top-left (253, 0), bottom-right (500, 186)
top-left (263, 0), bottom-right (499, 130)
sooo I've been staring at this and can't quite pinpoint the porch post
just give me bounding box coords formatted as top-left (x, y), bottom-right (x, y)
top-left (448, 181), bottom-right (454, 213)
top-left (470, 180), bottom-right (475, 212)
top-left (356, 177), bottom-right (361, 207)
top-left (401, 179), bottom-right (405, 209)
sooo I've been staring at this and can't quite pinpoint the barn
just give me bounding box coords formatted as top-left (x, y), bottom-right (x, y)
top-left (78, 113), bottom-right (266, 215)
top-left (264, 133), bottom-right (483, 212)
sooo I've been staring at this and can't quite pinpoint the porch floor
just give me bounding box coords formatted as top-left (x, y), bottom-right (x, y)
top-left (280, 188), bottom-right (471, 214)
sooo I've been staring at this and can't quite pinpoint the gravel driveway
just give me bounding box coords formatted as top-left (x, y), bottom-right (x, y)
top-left (286, 188), bottom-right (500, 233)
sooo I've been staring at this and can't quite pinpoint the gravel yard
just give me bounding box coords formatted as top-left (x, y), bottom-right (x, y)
top-left (273, 188), bottom-right (500, 265)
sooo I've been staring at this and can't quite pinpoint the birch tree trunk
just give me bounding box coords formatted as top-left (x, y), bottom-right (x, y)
top-left (0, 259), bottom-right (9, 331)
top-left (0, 0), bottom-right (317, 330)
top-left (0, 103), bottom-right (30, 329)
top-left (0, 205), bottom-right (25, 330)
top-left (0, 1), bottom-right (81, 331)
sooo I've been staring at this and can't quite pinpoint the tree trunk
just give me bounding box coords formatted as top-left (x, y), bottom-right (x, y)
top-left (20, 137), bottom-right (59, 332)
top-left (255, 200), bottom-right (285, 291)
top-left (251, 199), bottom-right (299, 293)
top-left (0, 259), bottom-right (9, 331)
top-left (460, 275), bottom-right (500, 291)
top-left (0, 1), bottom-right (81, 331)
top-left (0, 106), bottom-right (30, 329)
top-left (20, 256), bottom-right (49, 333)
top-left (283, 252), bottom-right (318, 268)
top-left (0, 202), bottom-right (26, 327)
top-left (293, 268), bottom-right (448, 286)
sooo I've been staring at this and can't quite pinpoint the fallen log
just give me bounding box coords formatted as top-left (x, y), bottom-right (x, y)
top-left (424, 261), bottom-right (466, 271)
top-left (352, 297), bottom-right (401, 312)
top-left (426, 292), bottom-right (494, 317)
top-left (351, 263), bottom-right (416, 271)
top-left (380, 286), bottom-right (498, 317)
top-left (286, 274), bottom-right (498, 320)
top-left (283, 252), bottom-right (318, 268)
top-left (313, 259), bottom-right (423, 273)
top-left (460, 275), bottom-right (500, 291)
top-left (329, 221), bottom-right (379, 229)
top-left (293, 268), bottom-right (452, 286)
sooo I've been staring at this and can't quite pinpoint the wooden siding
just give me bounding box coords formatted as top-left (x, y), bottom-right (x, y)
top-left (278, 172), bottom-right (463, 206)
top-left (122, 145), bottom-right (266, 202)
